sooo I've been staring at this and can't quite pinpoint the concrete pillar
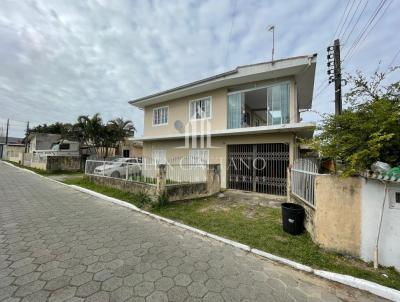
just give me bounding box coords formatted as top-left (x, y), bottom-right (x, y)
top-left (156, 164), bottom-right (166, 195)
top-left (207, 164), bottom-right (221, 195)
top-left (287, 167), bottom-right (291, 202)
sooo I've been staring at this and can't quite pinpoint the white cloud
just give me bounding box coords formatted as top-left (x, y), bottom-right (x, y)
top-left (0, 0), bottom-right (399, 137)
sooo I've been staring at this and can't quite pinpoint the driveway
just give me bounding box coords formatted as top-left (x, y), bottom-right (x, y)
top-left (0, 162), bottom-right (385, 301)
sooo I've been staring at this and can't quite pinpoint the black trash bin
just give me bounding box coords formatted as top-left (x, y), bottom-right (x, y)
top-left (281, 203), bottom-right (305, 235)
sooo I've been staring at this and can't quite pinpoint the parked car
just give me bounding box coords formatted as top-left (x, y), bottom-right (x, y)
top-left (93, 158), bottom-right (141, 178)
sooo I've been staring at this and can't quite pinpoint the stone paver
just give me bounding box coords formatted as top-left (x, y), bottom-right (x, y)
top-left (0, 162), bottom-right (386, 301)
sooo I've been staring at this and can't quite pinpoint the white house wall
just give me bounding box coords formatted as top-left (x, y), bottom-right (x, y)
top-left (360, 178), bottom-right (400, 270)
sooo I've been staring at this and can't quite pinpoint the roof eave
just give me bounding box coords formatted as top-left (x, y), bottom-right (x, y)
top-left (129, 55), bottom-right (317, 108)
top-left (132, 122), bottom-right (316, 142)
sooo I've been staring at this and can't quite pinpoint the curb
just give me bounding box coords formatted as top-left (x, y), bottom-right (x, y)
top-left (68, 185), bottom-right (400, 301)
top-left (2, 161), bottom-right (399, 301)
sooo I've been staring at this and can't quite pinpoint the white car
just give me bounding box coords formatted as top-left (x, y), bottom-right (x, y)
top-left (93, 158), bottom-right (141, 178)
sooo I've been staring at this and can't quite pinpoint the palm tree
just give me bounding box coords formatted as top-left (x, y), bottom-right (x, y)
top-left (109, 118), bottom-right (136, 137)
top-left (108, 118), bottom-right (136, 156)
top-left (75, 113), bottom-right (104, 156)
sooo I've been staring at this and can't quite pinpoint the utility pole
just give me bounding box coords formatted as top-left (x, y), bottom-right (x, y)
top-left (5, 118), bottom-right (9, 145)
top-left (2, 118), bottom-right (9, 159)
top-left (327, 39), bottom-right (342, 115)
top-left (25, 121), bottom-right (30, 153)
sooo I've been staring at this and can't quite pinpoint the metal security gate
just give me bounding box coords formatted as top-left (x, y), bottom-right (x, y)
top-left (227, 143), bottom-right (289, 195)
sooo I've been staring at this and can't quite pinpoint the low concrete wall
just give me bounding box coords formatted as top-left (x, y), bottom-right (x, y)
top-left (7, 155), bottom-right (23, 164)
top-left (86, 164), bottom-right (221, 202)
top-left (166, 183), bottom-right (208, 201)
top-left (46, 156), bottom-right (81, 172)
top-left (314, 175), bottom-right (362, 256)
top-left (31, 162), bottom-right (47, 170)
top-left (88, 175), bottom-right (157, 196)
top-left (293, 173), bottom-right (400, 270)
top-left (22, 154), bottom-right (81, 171)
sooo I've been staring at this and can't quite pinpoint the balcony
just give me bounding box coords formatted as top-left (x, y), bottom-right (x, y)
top-left (227, 82), bottom-right (290, 129)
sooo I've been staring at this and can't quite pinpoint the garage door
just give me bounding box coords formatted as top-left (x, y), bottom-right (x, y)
top-left (227, 143), bottom-right (289, 195)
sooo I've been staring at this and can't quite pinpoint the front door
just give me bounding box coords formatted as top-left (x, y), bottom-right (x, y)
top-left (123, 149), bottom-right (130, 158)
top-left (227, 143), bottom-right (289, 195)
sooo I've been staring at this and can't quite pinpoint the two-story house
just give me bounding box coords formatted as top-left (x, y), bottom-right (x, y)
top-left (129, 55), bottom-right (317, 196)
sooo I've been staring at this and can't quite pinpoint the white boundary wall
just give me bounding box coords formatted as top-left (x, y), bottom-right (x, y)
top-left (361, 178), bottom-right (400, 270)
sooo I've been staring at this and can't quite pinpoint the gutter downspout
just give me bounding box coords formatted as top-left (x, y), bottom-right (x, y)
top-left (374, 180), bottom-right (388, 269)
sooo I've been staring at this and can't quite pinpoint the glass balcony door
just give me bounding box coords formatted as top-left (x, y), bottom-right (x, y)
top-left (227, 92), bottom-right (244, 129)
top-left (227, 82), bottom-right (290, 129)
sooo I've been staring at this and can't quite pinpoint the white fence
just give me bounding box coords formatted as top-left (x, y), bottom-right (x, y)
top-left (85, 157), bottom-right (208, 185)
top-left (290, 158), bottom-right (320, 206)
top-left (34, 150), bottom-right (79, 156)
top-left (166, 157), bottom-right (208, 184)
top-left (85, 159), bottom-right (157, 184)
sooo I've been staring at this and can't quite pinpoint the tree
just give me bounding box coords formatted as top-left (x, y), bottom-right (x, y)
top-left (27, 122), bottom-right (72, 137)
top-left (108, 117), bottom-right (136, 138)
top-left (25, 114), bottom-right (136, 159)
top-left (108, 117), bottom-right (136, 155)
top-left (311, 67), bottom-right (400, 176)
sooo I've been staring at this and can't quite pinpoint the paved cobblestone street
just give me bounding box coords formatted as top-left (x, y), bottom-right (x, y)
top-left (0, 162), bottom-right (385, 301)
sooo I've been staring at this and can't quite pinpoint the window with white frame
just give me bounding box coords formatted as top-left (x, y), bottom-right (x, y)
top-left (189, 149), bottom-right (209, 165)
top-left (152, 150), bottom-right (166, 164)
top-left (190, 97), bottom-right (211, 120)
top-left (153, 107), bottom-right (168, 125)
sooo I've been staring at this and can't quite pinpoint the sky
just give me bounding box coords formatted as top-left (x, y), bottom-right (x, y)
top-left (0, 0), bottom-right (399, 138)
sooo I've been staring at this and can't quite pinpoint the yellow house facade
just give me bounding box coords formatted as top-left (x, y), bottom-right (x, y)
top-left (130, 55), bottom-right (317, 196)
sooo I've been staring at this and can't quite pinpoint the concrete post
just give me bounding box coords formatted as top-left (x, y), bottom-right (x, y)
top-left (207, 164), bottom-right (221, 195)
top-left (157, 164), bottom-right (166, 195)
top-left (287, 166), bottom-right (291, 202)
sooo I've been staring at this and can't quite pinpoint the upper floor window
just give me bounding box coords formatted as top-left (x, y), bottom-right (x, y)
top-left (227, 82), bottom-right (290, 129)
top-left (153, 106), bottom-right (168, 126)
top-left (190, 97), bottom-right (211, 120)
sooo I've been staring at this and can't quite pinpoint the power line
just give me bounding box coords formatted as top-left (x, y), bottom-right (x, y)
top-left (313, 2), bottom-right (354, 98)
top-left (337, 0), bottom-right (357, 39)
top-left (341, 0), bottom-right (363, 39)
top-left (342, 0), bottom-right (386, 61)
top-left (313, 82), bottom-right (330, 102)
top-left (356, 0), bottom-right (392, 44)
top-left (224, 0), bottom-right (238, 69)
top-left (332, 0), bottom-right (351, 40)
top-left (342, 0), bottom-right (388, 62)
top-left (388, 48), bottom-right (400, 67)
top-left (342, 0), bottom-right (369, 45)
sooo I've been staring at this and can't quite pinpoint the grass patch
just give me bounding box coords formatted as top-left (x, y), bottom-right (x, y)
top-left (64, 177), bottom-right (400, 289)
top-left (3, 160), bottom-right (82, 176)
top-left (64, 177), bottom-right (151, 208)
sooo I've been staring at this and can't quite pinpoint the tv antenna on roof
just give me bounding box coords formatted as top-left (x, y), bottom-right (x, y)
top-left (267, 25), bottom-right (275, 62)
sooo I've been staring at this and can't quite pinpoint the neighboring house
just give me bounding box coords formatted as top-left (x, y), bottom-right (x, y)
top-left (129, 55), bottom-right (317, 196)
top-left (27, 133), bottom-right (62, 153)
top-left (27, 133), bottom-right (79, 156)
top-left (4, 144), bottom-right (25, 163)
top-left (0, 136), bottom-right (24, 160)
top-left (117, 139), bottom-right (143, 158)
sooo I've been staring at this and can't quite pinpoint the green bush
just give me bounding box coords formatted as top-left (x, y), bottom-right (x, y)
top-left (154, 191), bottom-right (169, 208)
top-left (133, 191), bottom-right (152, 208)
top-left (309, 69), bottom-right (400, 176)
